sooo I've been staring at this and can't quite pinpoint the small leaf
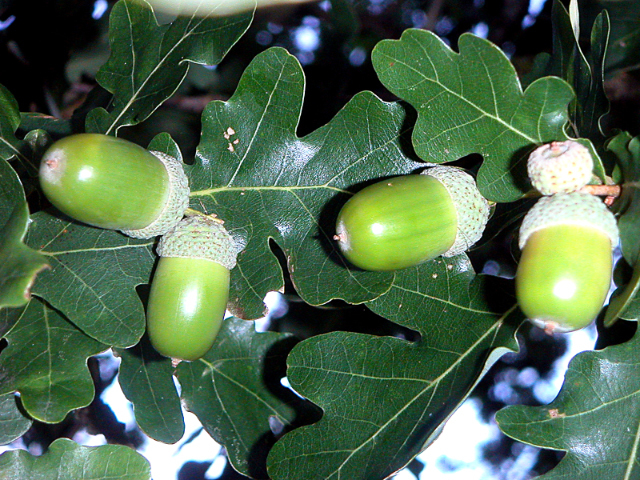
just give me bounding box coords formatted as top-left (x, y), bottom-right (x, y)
top-left (25, 211), bottom-right (155, 348)
top-left (605, 256), bottom-right (640, 326)
top-left (0, 298), bottom-right (106, 423)
top-left (116, 335), bottom-right (185, 444)
top-left (0, 437), bottom-right (151, 480)
top-left (268, 257), bottom-right (522, 480)
top-left (189, 47), bottom-right (423, 318)
top-left (0, 393), bottom-right (32, 445)
top-left (0, 160), bottom-right (49, 309)
top-left (177, 317), bottom-right (305, 479)
top-left (372, 29), bottom-right (575, 203)
top-left (496, 327), bottom-right (640, 479)
top-left (607, 133), bottom-right (640, 266)
top-left (0, 84), bottom-right (24, 162)
top-left (86, 0), bottom-right (253, 135)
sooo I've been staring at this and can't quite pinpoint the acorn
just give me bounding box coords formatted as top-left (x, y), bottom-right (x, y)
top-left (334, 166), bottom-right (491, 271)
top-left (527, 140), bottom-right (594, 195)
top-left (39, 133), bottom-right (189, 239)
top-left (146, 215), bottom-right (238, 361)
top-left (516, 192), bottom-right (619, 333)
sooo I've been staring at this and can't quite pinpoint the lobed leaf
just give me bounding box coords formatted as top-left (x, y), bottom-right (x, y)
top-left (177, 317), bottom-right (307, 479)
top-left (116, 335), bottom-right (185, 445)
top-left (25, 212), bottom-right (155, 348)
top-left (372, 29), bottom-right (575, 203)
top-left (0, 298), bottom-right (106, 423)
top-left (268, 257), bottom-right (522, 479)
top-left (604, 132), bottom-right (640, 325)
top-left (0, 437), bottom-right (151, 480)
top-left (497, 327), bottom-right (640, 479)
top-left (0, 393), bottom-right (32, 445)
top-left (86, 0), bottom-right (253, 135)
top-left (189, 47), bottom-right (424, 318)
top-left (0, 160), bottom-right (49, 309)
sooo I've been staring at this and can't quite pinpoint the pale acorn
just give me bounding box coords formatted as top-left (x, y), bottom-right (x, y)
top-left (527, 140), bottom-right (594, 195)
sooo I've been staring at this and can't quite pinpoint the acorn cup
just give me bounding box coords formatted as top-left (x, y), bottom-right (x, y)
top-left (334, 166), bottom-right (491, 271)
top-left (146, 215), bottom-right (238, 362)
top-left (516, 192), bottom-right (619, 333)
top-left (39, 133), bottom-right (189, 239)
top-left (527, 140), bottom-right (594, 195)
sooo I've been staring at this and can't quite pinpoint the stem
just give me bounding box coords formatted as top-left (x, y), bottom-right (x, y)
top-left (579, 184), bottom-right (622, 197)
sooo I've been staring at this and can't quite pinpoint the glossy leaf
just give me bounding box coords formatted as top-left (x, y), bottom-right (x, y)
top-left (116, 335), bottom-right (185, 444)
top-left (0, 160), bottom-right (49, 309)
top-left (0, 437), bottom-right (151, 479)
top-left (0, 393), bottom-right (32, 445)
top-left (371, 28), bottom-right (574, 202)
top-left (189, 47), bottom-right (424, 319)
top-left (25, 212), bottom-right (155, 348)
top-left (86, 0), bottom-right (253, 135)
top-left (268, 257), bottom-right (522, 479)
top-left (497, 327), bottom-right (640, 479)
top-left (177, 317), bottom-right (307, 479)
top-left (0, 298), bottom-right (106, 423)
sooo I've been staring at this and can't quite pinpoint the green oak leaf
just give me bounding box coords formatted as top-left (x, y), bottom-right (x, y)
top-left (0, 393), bottom-right (32, 445)
top-left (371, 28), bottom-right (575, 203)
top-left (542, 1), bottom-right (610, 150)
top-left (189, 47), bottom-right (424, 318)
top-left (0, 160), bottom-right (49, 309)
top-left (115, 334), bottom-right (185, 444)
top-left (608, 133), bottom-right (640, 266)
top-left (19, 113), bottom-right (72, 139)
top-left (25, 211), bottom-right (155, 348)
top-left (497, 326), bottom-right (640, 479)
top-left (603, 132), bottom-right (640, 325)
top-left (0, 83), bottom-right (24, 162)
top-left (0, 437), bottom-right (151, 480)
top-left (268, 256), bottom-right (522, 480)
top-left (0, 298), bottom-right (106, 423)
top-left (177, 316), bottom-right (309, 479)
top-left (593, 0), bottom-right (640, 72)
top-left (86, 0), bottom-right (253, 135)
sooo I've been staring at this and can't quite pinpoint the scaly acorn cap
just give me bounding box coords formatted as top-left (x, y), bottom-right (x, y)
top-left (519, 192), bottom-right (619, 251)
top-left (157, 215), bottom-right (238, 270)
top-left (422, 166), bottom-right (491, 257)
top-left (121, 151), bottom-right (190, 239)
top-left (527, 140), bottom-right (594, 195)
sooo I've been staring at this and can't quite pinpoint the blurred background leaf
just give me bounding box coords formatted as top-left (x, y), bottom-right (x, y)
top-left (0, 437), bottom-right (151, 479)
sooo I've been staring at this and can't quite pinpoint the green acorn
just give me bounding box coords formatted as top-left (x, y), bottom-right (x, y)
top-left (516, 192), bottom-right (619, 333)
top-left (39, 133), bottom-right (189, 238)
top-left (527, 140), bottom-right (594, 195)
top-left (146, 215), bottom-right (238, 361)
top-left (334, 166), bottom-right (490, 271)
